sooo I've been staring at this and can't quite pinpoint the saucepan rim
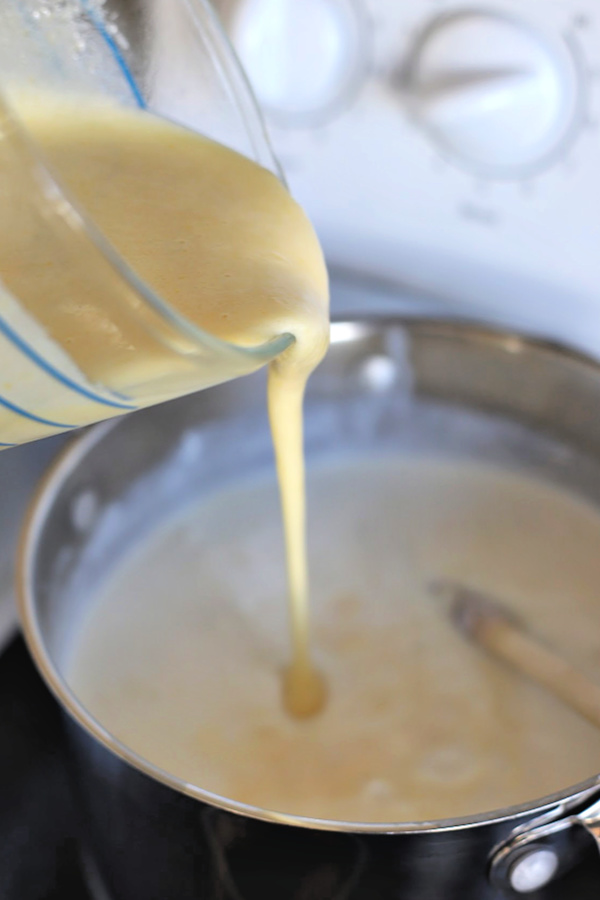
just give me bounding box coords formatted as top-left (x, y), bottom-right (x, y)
top-left (16, 315), bottom-right (600, 835)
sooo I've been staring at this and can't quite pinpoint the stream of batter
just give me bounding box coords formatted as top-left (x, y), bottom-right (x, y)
top-left (3, 98), bottom-right (329, 715)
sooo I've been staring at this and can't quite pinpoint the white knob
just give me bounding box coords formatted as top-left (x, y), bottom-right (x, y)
top-left (403, 11), bottom-right (579, 176)
top-left (231, 0), bottom-right (365, 124)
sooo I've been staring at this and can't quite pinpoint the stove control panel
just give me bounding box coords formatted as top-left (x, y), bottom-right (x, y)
top-left (401, 10), bottom-right (580, 177)
top-left (216, 1), bottom-right (600, 354)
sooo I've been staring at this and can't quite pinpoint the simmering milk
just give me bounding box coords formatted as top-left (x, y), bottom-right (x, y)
top-left (67, 457), bottom-right (600, 823)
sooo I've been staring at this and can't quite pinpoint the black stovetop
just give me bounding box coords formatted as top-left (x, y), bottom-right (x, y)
top-left (1, 635), bottom-right (600, 900)
top-left (0, 636), bottom-right (91, 900)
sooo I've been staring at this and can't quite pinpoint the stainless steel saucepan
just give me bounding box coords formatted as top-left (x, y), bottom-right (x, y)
top-left (18, 316), bottom-right (600, 899)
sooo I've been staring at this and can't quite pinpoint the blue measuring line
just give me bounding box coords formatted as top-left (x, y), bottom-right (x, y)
top-left (11, 0), bottom-right (145, 110)
top-left (0, 314), bottom-right (136, 411)
top-left (0, 392), bottom-right (75, 430)
top-left (78, 0), bottom-right (146, 109)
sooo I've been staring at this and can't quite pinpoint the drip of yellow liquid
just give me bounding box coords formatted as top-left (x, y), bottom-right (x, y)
top-left (269, 368), bottom-right (327, 717)
top-left (5, 98), bottom-right (330, 716)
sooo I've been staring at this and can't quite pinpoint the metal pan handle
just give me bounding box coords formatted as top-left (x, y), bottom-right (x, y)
top-left (489, 789), bottom-right (600, 894)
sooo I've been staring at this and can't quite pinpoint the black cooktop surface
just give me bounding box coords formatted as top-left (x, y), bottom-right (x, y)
top-left (2, 635), bottom-right (600, 900)
top-left (0, 637), bottom-right (92, 900)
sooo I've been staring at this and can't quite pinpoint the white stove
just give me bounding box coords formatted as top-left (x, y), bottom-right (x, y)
top-left (214, 0), bottom-right (600, 354)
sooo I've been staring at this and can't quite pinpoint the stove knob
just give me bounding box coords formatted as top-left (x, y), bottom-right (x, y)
top-left (231, 0), bottom-right (365, 124)
top-left (402, 10), bottom-right (579, 175)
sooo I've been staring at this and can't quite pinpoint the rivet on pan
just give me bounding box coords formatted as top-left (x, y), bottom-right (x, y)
top-left (508, 847), bottom-right (559, 893)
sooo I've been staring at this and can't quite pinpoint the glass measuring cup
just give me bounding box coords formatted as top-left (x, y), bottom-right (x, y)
top-left (0, 0), bottom-right (293, 448)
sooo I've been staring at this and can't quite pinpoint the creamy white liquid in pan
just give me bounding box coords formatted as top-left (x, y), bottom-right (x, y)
top-left (67, 458), bottom-right (600, 823)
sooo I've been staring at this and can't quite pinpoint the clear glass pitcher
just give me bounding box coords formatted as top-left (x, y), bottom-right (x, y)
top-left (0, 0), bottom-right (293, 448)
